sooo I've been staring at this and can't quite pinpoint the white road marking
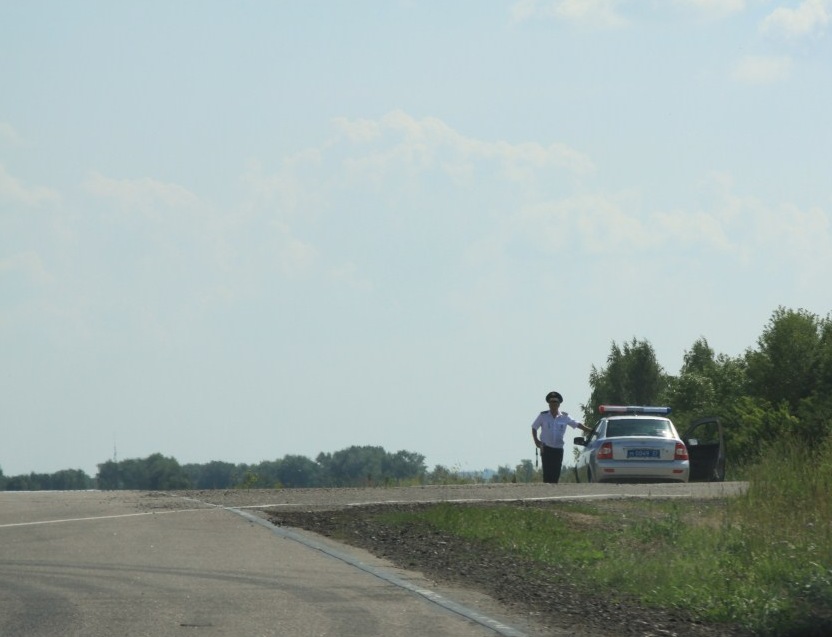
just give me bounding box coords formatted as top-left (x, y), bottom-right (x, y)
top-left (0, 507), bottom-right (210, 529)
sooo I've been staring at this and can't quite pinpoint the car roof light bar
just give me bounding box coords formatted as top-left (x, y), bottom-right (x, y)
top-left (598, 405), bottom-right (672, 415)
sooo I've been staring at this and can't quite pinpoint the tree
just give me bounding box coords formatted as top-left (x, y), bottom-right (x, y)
top-left (427, 464), bottom-right (454, 484)
top-left (665, 337), bottom-right (746, 420)
top-left (48, 469), bottom-right (93, 490)
top-left (795, 317), bottom-right (832, 439)
top-left (317, 446), bottom-right (386, 487)
top-left (584, 338), bottom-right (667, 422)
top-left (316, 446), bottom-right (427, 487)
top-left (140, 453), bottom-right (188, 490)
top-left (745, 307), bottom-right (823, 411)
top-left (515, 459), bottom-right (536, 483)
top-left (816, 317), bottom-right (832, 396)
top-left (492, 465), bottom-right (515, 483)
top-left (665, 372), bottom-right (716, 415)
top-left (276, 455), bottom-right (322, 488)
top-left (382, 450), bottom-right (426, 484)
top-left (249, 460), bottom-right (281, 487)
top-left (722, 396), bottom-right (801, 464)
top-left (96, 454), bottom-right (190, 490)
top-left (681, 337), bottom-right (718, 377)
top-left (183, 461), bottom-right (240, 490)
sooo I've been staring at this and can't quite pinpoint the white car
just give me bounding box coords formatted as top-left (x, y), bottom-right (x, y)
top-left (573, 405), bottom-right (725, 483)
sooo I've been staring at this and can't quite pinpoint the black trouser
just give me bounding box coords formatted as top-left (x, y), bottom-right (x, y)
top-left (541, 446), bottom-right (564, 483)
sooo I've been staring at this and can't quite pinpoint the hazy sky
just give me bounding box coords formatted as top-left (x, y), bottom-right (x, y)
top-left (2, 1), bottom-right (831, 478)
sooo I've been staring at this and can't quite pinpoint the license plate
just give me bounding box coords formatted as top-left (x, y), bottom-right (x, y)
top-left (627, 448), bottom-right (660, 459)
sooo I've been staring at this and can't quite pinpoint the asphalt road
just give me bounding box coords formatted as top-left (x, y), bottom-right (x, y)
top-left (0, 483), bottom-right (746, 637)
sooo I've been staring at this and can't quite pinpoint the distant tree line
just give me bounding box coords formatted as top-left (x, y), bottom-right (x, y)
top-left (3, 306), bottom-right (829, 490)
top-left (0, 444), bottom-right (536, 492)
top-left (0, 468), bottom-right (93, 491)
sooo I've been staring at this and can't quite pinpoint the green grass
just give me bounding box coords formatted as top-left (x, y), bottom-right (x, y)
top-left (376, 435), bottom-right (832, 636)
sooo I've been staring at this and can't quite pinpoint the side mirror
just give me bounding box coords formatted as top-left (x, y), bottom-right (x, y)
top-left (574, 436), bottom-right (586, 446)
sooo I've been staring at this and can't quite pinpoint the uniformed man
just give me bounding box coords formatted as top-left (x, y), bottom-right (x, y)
top-left (531, 391), bottom-right (592, 483)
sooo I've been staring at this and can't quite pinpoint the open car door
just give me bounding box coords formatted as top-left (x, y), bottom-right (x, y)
top-left (682, 416), bottom-right (725, 482)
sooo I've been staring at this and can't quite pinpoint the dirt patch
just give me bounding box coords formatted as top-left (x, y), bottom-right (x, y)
top-left (267, 501), bottom-right (754, 637)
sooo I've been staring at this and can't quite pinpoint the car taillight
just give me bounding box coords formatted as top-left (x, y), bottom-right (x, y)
top-left (598, 442), bottom-right (613, 460)
top-left (674, 442), bottom-right (689, 460)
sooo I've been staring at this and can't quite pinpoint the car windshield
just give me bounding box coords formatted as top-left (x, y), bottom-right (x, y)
top-left (606, 418), bottom-right (674, 438)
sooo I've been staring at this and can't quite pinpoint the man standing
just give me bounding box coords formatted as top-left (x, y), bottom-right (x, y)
top-left (532, 391), bottom-right (592, 483)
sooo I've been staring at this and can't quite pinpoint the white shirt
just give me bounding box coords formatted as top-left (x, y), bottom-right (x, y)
top-left (531, 410), bottom-right (583, 448)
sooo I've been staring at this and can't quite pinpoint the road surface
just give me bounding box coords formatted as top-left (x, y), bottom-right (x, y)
top-left (0, 482), bottom-right (746, 637)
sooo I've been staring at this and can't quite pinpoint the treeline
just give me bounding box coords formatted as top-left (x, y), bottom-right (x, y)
top-left (97, 447), bottom-right (433, 490)
top-left (3, 306), bottom-right (830, 490)
top-left (584, 306), bottom-right (832, 465)
top-left (0, 446), bottom-right (530, 492)
top-left (0, 468), bottom-right (94, 491)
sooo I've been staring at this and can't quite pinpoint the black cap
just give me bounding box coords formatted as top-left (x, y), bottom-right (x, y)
top-left (545, 391), bottom-right (563, 403)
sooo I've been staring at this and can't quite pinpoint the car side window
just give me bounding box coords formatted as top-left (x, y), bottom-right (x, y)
top-left (586, 420), bottom-right (603, 444)
top-left (688, 420), bottom-right (720, 445)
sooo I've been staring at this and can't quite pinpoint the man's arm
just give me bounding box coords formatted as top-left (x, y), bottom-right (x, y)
top-left (569, 416), bottom-right (592, 435)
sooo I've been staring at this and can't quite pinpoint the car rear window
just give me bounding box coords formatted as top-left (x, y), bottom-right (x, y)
top-left (606, 419), bottom-right (674, 438)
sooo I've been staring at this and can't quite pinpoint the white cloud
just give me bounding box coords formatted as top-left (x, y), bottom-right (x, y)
top-left (653, 209), bottom-right (735, 252)
top-left (503, 170), bottom-right (831, 291)
top-left (83, 171), bottom-right (201, 213)
top-left (232, 111), bottom-right (597, 307)
top-left (271, 221), bottom-right (319, 277)
top-left (239, 152), bottom-right (329, 228)
top-left (0, 164), bottom-right (60, 206)
top-left (553, 0), bottom-right (629, 28)
top-left (328, 260), bottom-right (373, 292)
top-left (516, 192), bottom-right (651, 255)
top-left (334, 110), bottom-right (594, 185)
top-left (761, 0), bottom-right (830, 38)
top-left (509, 0), bottom-right (539, 23)
top-left (509, 0), bottom-right (628, 28)
top-left (731, 54), bottom-right (792, 84)
top-left (515, 188), bottom-right (737, 260)
top-left (331, 116), bottom-right (383, 143)
top-left (0, 250), bottom-right (52, 285)
top-left (0, 122), bottom-right (25, 146)
top-left (673, 0), bottom-right (747, 19)
top-left (79, 170), bottom-right (327, 291)
top-left (753, 202), bottom-right (832, 265)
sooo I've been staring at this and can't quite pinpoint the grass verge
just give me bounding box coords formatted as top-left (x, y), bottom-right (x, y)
top-left (376, 436), bottom-right (832, 636)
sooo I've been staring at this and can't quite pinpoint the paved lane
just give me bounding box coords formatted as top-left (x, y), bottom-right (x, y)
top-left (0, 491), bottom-right (528, 637)
top-left (165, 480), bottom-right (749, 511)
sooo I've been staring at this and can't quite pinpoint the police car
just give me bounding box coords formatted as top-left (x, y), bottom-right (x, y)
top-left (573, 405), bottom-right (725, 483)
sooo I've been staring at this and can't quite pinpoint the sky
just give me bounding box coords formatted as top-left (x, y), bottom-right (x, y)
top-left (2, 0), bottom-right (831, 478)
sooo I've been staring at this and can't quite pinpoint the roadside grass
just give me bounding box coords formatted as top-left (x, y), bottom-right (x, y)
top-left (376, 435), bottom-right (832, 636)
